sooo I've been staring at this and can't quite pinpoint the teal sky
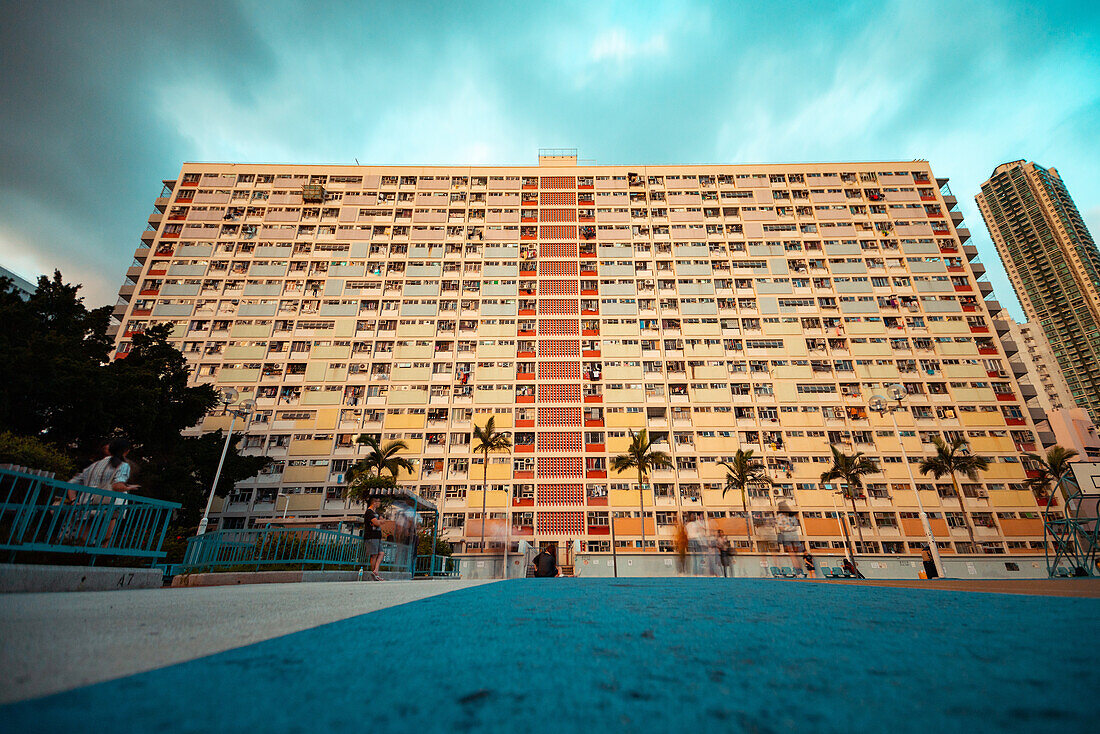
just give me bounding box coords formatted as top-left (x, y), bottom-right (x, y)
top-left (2, 0), bottom-right (1099, 319)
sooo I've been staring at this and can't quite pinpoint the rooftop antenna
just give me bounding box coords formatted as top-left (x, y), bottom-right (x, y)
top-left (355, 158), bottom-right (360, 165)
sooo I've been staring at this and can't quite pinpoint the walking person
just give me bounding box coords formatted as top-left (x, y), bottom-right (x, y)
top-left (716, 530), bottom-right (732, 578)
top-left (802, 551), bottom-right (816, 579)
top-left (362, 498), bottom-right (385, 581)
top-left (67, 438), bottom-right (139, 545)
top-left (685, 514), bottom-right (705, 576)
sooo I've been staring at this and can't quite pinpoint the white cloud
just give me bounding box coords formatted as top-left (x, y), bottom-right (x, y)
top-left (589, 28), bottom-right (668, 64)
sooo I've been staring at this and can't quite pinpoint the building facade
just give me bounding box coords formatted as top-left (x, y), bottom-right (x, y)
top-left (994, 315), bottom-right (1077, 414)
top-left (976, 161), bottom-right (1100, 421)
top-left (111, 155), bottom-right (1050, 557)
top-left (1, 265), bottom-right (36, 300)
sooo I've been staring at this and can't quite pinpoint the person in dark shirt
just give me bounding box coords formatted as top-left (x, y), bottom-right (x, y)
top-left (363, 498), bottom-right (384, 581)
top-left (532, 546), bottom-right (560, 577)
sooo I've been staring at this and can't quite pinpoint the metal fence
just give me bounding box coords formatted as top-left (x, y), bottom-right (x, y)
top-left (180, 527), bottom-right (415, 573)
top-left (415, 554), bottom-right (460, 577)
top-left (0, 467), bottom-right (179, 565)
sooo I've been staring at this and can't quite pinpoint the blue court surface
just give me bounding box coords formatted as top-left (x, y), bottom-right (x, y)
top-left (4, 579), bottom-right (1096, 733)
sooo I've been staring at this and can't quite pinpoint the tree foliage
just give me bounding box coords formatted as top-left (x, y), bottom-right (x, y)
top-left (0, 273), bottom-right (265, 526)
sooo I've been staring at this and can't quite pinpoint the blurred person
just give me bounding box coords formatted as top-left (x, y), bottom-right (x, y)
top-left (802, 551), bottom-right (816, 579)
top-left (67, 438), bottom-right (139, 544)
top-left (672, 521), bottom-right (689, 575)
top-left (685, 514), bottom-right (705, 575)
top-left (532, 544), bottom-right (560, 577)
top-left (363, 498), bottom-right (384, 580)
top-left (842, 556), bottom-right (864, 579)
top-left (716, 530), bottom-right (732, 577)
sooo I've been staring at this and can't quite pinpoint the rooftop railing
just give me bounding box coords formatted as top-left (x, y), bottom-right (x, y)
top-left (0, 467), bottom-right (179, 565)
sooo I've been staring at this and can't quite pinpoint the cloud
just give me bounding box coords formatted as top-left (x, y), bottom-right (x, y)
top-left (589, 28), bottom-right (668, 64)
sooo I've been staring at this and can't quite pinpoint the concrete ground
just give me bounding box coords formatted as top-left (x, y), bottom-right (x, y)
top-left (0, 578), bottom-right (492, 704)
top-left (2, 578), bottom-right (1097, 733)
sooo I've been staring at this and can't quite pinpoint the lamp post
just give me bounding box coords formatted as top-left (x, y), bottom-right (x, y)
top-left (869, 384), bottom-right (944, 579)
top-left (197, 388), bottom-right (255, 536)
top-left (276, 492), bottom-right (290, 520)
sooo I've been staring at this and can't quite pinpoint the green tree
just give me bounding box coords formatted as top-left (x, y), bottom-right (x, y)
top-left (0, 430), bottom-right (76, 477)
top-left (135, 430), bottom-right (271, 529)
top-left (1025, 445), bottom-right (1079, 519)
top-left (919, 436), bottom-right (990, 549)
top-left (348, 435), bottom-right (413, 481)
top-left (611, 429), bottom-right (672, 553)
top-left (0, 272), bottom-right (113, 448)
top-left (719, 449), bottom-right (772, 552)
top-left (820, 445), bottom-right (880, 558)
top-left (472, 416), bottom-right (512, 551)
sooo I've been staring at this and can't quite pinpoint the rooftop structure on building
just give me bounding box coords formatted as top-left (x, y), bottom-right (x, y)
top-left (111, 155), bottom-right (1053, 558)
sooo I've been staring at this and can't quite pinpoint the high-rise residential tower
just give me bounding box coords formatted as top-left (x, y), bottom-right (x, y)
top-left (112, 154), bottom-right (1050, 558)
top-left (976, 161), bottom-right (1100, 421)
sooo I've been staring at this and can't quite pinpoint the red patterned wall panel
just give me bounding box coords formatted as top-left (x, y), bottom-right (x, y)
top-left (538, 361), bottom-right (581, 380)
top-left (537, 407), bottom-right (583, 426)
top-left (539, 178), bottom-right (576, 191)
top-left (537, 432), bottom-right (582, 453)
top-left (537, 484), bottom-right (584, 506)
top-left (538, 339), bottom-right (580, 358)
top-left (536, 511), bottom-right (586, 534)
top-left (537, 319), bottom-right (579, 336)
top-left (537, 457), bottom-right (583, 479)
top-left (540, 261), bottom-right (578, 276)
top-left (540, 225), bottom-right (576, 240)
top-left (538, 299), bottom-right (579, 316)
top-left (537, 384), bottom-right (583, 403)
top-left (540, 242), bottom-right (578, 258)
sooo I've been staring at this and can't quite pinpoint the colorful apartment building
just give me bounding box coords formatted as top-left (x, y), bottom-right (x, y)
top-left (111, 153), bottom-right (1050, 557)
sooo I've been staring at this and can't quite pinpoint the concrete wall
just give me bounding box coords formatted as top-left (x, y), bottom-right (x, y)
top-left (456, 553), bottom-right (1055, 580)
top-left (0, 565), bottom-right (163, 593)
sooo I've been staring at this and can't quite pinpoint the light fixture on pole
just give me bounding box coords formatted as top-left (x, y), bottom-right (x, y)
top-left (869, 384), bottom-right (944, 579)
top-left (197, 388), bottom-right (255, 536)
top-left (276, 492), bottom-right (290, 520)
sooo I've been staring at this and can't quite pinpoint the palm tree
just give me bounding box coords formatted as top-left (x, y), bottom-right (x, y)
top-left (820, 445), bottom-right (880, 559)
top-left (611, 429), bottom-right (672, 553)
top-left (719, 449), bottom-right (772, 552)
top-left (1025, 445), bottom-right (1079, 519)
top-left (918, 436), bottom-right (990, 549)
top-left (472, 416), bottom-right (512, 552)
top-left (345, 435), bottom-right (413, 503)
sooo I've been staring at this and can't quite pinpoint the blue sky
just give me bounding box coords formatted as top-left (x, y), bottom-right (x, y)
top-left (2, 1), bottom-right (1099, 318)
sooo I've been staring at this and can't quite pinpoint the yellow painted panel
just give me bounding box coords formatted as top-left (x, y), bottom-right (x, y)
top-left (869, 410), bottom-right (914, 427)
top-left (602, 344), bottom-right (642, 359)
top-left (605, 389), bottom-right (645, 403)
top-left (301, 390), bottom-right (342, 405)
top-left (396, 323), bottom-right (435, 337)
top-left (850, 341), bottom-right (891, 357)
top-left (774, 382), bottom-right (798, 402)
top-left (474, 390), bottom-right (513, 404)
top-left (698, 462), bottom-right (727, 480)
top-left (788, 436), bottom-right (830, 452)
top-left (773, 365), bottom-right (813, 379)
top-left (390, 367), bottom-right (432, 381)
top-left (959, 411), bottom-right (1006, 427)
top-left (314, 408), bottom-right (339, 430)
top-left (937, 341), bottom-right (979, 357)
top-left (478, 323), bottom-right (515, 338)
top-left (873, 435), bottom-right (922, 454)
top-left (604, 366), bottom-right (642, 380)
top-left (696, 436), bottom-right (740, 452)
top-left (286, 493), bottom-right (323, 511)
top-left (218, 368), bottom-right (260, 382)
top-left (230, 323), bottom-right (273, 338)
top-left (980, 462), bottom-right (1027, 481)
top-left (305, 362), bottom-right (327, 381)
top-left (202, 415), bottom-right (233, 432)
top-left (845, 321), bottom-right (886, 335)
top-left (779, 411), bottom-right (824, 428)
top-left (476, 366), bottom-right (515, 381)
top-left (970, 436), bottom-right (1015, 453)
top-left (943, 363), bottom-right (987, 379)
top-left (388, 389), bottom-right (428, 405)
top-left (691, 365), bottom-right (728, 380)
top-left (989, 489), bottom-right (1037, 508)
top-left (892, 489), bottom-right (942, 508)
top-left (608, 412), bottom-right (646, 428)
top-left (394, 345), bottom-right (433, 360)
top-left (794, 489), bottom-right (838, 507)
top-left (333, 319), bottom-right (356, 337)
top-left (762, 321), bottom-right (802, 336)
top-left (682, 321), bottom-right (721, 336)
top-left (882, 462), bottom-right (914, 480)
top-left (691, 411), bottom-right (733, 427)
top-left (928, 320), bottom-right (970, 336)
top-left (607, 435), bottom-right (633, 453)
top-left (401, 439), bottom-right (424, 453)
top-left (224, 345), bottom-right (267, 359)
top-left (283, 465), bottom-right (329, 482)
top-left (466, 489), bottom-right (509, 508)
top-left (601, 322), bottom-right (641, 336)
top-left (311, 345), bottom-right (352, 359)
top-left (474, 411), bottom-right (513, 429)
top-left (383, 413), bottom-right (426, 430)
top-left (288, 438), bottom-right (332, 456)
top-left (469, 463), bottom-right (512, 481)
top-left (691, 388), bottom-right (730, 403)
top-left (610, 488), bottom-right (653, 507)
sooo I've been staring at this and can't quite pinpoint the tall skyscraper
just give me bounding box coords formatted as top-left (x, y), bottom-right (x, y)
top-left (976, 161), bottom-right (1100, 421)
top-left (111, 155), bottom-right (1049, 558)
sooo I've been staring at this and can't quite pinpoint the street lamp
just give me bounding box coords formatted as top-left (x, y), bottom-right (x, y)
top-left (868, 384), bottom-right (945, 579)
top-left (276, 492), bottom-right (290, 520)
top-left (197, 388), bottom-right (255, 535)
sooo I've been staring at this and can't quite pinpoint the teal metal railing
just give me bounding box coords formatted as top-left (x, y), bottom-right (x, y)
top-left (0, 467), bottom-right (179, 565)
top-left (415, 554), bottom-right (460, 577)
top-left (179, 527), bottom-right (415, 573)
